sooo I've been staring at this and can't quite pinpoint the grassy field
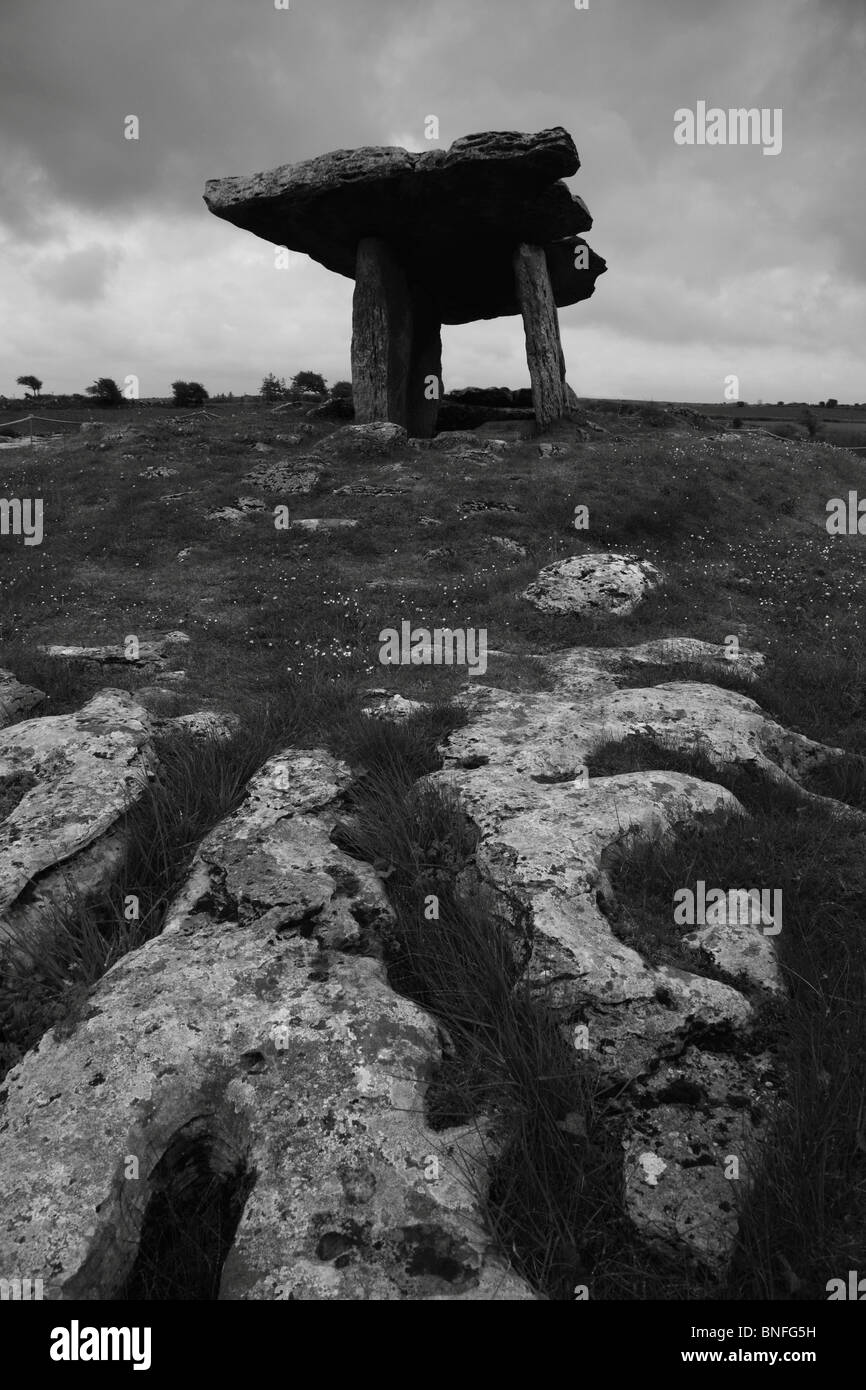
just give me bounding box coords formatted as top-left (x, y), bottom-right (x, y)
top-left (3, 399), bottom-right (866, 720)
top-left (2, 400), bottom-right (866, 1300)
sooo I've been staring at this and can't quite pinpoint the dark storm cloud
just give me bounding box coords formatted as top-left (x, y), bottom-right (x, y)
top-left (0, 0), bottom-right (863, 400)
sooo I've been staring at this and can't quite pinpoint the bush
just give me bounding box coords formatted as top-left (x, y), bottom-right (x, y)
top-left (85, 377), bottom-right (123, 407)
top-left (171, 381), bottom-right (209, 407)
top-left (259, 373), bottom-right (287, 403)
top-left (291, 371), bottom-right (327, 395)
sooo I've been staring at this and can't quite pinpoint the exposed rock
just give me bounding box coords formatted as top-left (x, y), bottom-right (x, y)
top-left (206, 497), bottom-right (268, 523)
top-left (681, 917), bottom-right (783, 994)
top-left (291, 519), bottom-right (359, 532)
top-left (522, 552), bottom-right (662, 616)
top-left (0, 669), bottom-right (46, 729)
top-left (445, 672), bottom-right (845, 804)
top-left (333, 482), bottom-right (399, 498)
top-left (362, 694), bottom-right (430, 721)
top-left (164, 710), bottom-right (240, 741)
top-left (243, 459), bottom-right (324, 494)
top-left (538, 637), bottom-right (765, 695)
top-left (38, 631), bottom-right (190, 670)
top-left (460, 498), bottom-right (521, 515)
top-left (487, 536), bottom-right (528, 559)
top-left (0, 750), bottom-right (537, 1301)
top-left (0, 690), bottom-right (155, 961)
top-left (318, 422), bottom-right (407, 458)
top-left (139, 465), bottom-right (177, 479)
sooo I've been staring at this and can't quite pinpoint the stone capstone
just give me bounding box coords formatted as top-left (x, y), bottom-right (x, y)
top-left (204, 128), bottom-right (605, 324)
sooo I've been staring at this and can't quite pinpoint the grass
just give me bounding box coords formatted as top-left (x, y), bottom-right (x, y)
top-left (4, 403), bottom-right (866, 1299)
top-left (584, 730), bottom-right (866, 1299)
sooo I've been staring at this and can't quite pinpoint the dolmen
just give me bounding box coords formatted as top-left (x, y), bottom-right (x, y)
top-left (204, 127), bottom-right (606, 436)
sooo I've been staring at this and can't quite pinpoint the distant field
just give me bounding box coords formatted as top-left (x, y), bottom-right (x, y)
top-left (582, 398), bottom-right (866, 450)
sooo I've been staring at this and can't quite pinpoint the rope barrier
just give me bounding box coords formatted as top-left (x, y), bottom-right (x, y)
top-left (1, 414), bottom-right (83, 427)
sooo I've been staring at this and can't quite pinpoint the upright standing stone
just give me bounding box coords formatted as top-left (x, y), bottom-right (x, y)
top-left (513, 243), bottom-right (566, 430)
top-left (406, 289), bottom-right (443, 438)
top-left (351, 237), bottom-right (413, 426)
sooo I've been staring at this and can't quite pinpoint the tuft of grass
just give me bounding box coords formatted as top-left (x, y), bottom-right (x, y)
top-left (331, 712), bottom-right (633, 1300)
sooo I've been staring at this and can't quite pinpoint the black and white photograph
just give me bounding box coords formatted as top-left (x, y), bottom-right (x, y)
top-left (0, 0), bottom-right (863, 1360)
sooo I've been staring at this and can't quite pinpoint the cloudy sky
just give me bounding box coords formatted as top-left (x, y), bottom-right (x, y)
top-left (1, 0), bottom-right (863, 404)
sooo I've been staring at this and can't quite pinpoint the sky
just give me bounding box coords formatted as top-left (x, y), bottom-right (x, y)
top-left (0, 0), bottom-right (864, 405)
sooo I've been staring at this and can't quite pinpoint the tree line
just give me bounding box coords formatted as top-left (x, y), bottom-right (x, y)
top-left (10, 372), bottom-right (353, 408)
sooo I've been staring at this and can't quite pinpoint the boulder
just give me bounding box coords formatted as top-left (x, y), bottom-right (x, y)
top-left (317, 421), bottom-right (407, 457)
top-left (0, 749), bottom-right (537, 1301)
top-left (522, 552), bottom-right (662, 616)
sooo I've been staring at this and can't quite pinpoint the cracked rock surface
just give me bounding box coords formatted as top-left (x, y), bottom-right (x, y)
top-left (408, 637), bottom-right (847, 1268)
top-left (0, 749), bottom-right (536, 1301)
top-left (0, 690), bottom-right (156, 957)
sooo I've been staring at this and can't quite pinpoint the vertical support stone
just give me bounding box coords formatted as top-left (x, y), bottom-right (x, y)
top-left (513, 242), bottom-right (566, 431)
top-left (351, 237), bottom-right (413, 427)
top-left (406, 289), bottom-right (442, 439)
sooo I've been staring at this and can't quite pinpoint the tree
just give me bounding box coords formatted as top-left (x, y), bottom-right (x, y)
top-left (330, 380), bottom-right (353, 399)
top-left (86, 377), bottom-right (123, 407)
top-left (826, 398), bottom-right (838, 408)
top-left (800, 408), bottom-right (819, 439)
top-left (291, 370), bottom-right (327, 395)
top-left (259, 373), bottom-right (287, 402)
top-left (171, 380), bottom-right (209, 407)
top-left (16, 375), bottom-right (42, 398)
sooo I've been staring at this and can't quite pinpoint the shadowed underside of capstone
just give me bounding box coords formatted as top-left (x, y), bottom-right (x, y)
top-left (204, 127), bottom-right (606, 436)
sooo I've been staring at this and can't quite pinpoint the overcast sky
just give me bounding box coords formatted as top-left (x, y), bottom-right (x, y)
top-left (1, 0), bottom-right (863, 404)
